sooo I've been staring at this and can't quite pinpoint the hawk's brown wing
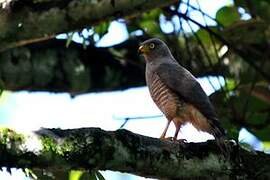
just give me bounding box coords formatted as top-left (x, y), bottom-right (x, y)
top-left (155, 62), bottom-right (218, 122)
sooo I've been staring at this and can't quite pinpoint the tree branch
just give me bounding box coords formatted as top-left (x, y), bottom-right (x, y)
top-left (0, 127), bottom-right (269, 179)
top-left (0, 0), bottom-right (177, 52)
top-left (0, 38), bottom-right (228, 94)
top-left (0, 38), bottom-right (145, 94)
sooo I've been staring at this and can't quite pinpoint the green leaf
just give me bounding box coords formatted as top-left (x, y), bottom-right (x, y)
top-left (24, 168), bottom-right (38, 179)
top-left (263, 141), bottom-right (270, 152)
top-left (142, 9), bottom-right (161, 20)
top-left (216, 6), bottom-right (240, 26)
top-left (69, 170), bottom-right (83, 180)
top-left (225, 78), bottom-right (237, 91)
top-left (195, 26), bottom-right (219, 46)
top-left (66, 32), bottom-right (75, 48)
top-left (94, 22), bottom-right (110, 38)
top-left (139, 9), bottom-right (163, 37)
top-left (140, 20), bottom-right (163, 38)
top-left (196, 29), bottom-right (211, 45)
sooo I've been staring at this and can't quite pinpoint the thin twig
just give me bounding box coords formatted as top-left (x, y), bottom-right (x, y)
top-left (181, 1), bottom-right (224, 28)
top-left (195, 0), bottom-right (225, 92)
top-left (178, 7), bottom-right (196, 69)
top-left (114, 115), bottom-right (163, 128)
top-left (175, 12), bottom-right (270, 82)
top-left (184, 18), bottom-right (217, 91)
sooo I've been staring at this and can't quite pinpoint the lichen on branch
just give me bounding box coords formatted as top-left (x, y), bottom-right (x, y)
top-left (0, 0), bottom-right (177, 51)
top-left (0, 127), bottom-right (269, 179)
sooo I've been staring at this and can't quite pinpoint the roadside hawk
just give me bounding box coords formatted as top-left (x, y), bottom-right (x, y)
top-left (138, 38), bottom-right (227, 150)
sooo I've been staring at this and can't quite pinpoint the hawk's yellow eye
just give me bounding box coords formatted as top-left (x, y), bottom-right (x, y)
top-left (149, 43), bottom-right (155, 49)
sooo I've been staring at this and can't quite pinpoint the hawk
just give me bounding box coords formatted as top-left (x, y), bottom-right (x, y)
top-left (138, 38), bottom-right (227, 150)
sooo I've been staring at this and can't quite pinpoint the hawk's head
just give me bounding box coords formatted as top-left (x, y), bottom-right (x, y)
top-left (138, 38), bottom-right (171, 61)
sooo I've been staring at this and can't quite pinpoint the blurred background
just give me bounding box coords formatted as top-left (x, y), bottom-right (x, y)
top-left (0, 0), bottom-right (269, 179)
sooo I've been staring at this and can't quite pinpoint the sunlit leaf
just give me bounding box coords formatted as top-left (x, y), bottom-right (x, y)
top-left (195, 26), bottom-right (219, 46)
top-left (24, 168), bottom-right (38, 179)
top-left (196, 29), bottom-right (211, 45)
top-left (225, 78), bottom-right (237, 91)
top-left (142, 9), bottom-right (161, 20)
top-left (139, 9), bottom-right (163, 37)
top-left (69, 170), bottom-right (83, 180)
top-left (263, 141), bottom-right (270, 152)
top-left (94, 22), bottom-right (110, 38)
top-left (140, 20), bottom-right (162, 37)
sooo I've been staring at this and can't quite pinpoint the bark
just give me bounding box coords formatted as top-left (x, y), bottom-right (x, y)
top-left (0, 0), bottom-right (177, 52)
top-left (0, 127), bottom-right (269, 179)
top-left (0, 38), bottom-right (145, 94)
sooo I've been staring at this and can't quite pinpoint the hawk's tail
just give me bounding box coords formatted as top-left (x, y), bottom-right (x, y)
top-left (209, 119), bottom-right (230, 157)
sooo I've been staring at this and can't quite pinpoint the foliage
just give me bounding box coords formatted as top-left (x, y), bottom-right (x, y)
top-left (29, 169), bottom-right (105, 180)
top-left (0, 128), bottom-right (25, 148)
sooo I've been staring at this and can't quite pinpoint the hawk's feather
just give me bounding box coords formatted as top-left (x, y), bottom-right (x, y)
top-left (155, 63), bottom-right (219, 124)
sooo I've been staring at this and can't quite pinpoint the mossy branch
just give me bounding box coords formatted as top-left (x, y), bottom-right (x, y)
top-left (0, 39), bottom-right (145, 94)
top-left (0, 0), bottom-right (177, 52)
top-left (0, 127), bottom-right (269, 179)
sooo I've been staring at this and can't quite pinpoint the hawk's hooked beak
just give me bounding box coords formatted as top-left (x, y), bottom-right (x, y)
top-left (138, 45), bottom-right (148, 54)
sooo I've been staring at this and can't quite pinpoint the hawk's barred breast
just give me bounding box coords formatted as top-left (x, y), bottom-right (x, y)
top-left (148, 73), bottom-right (186, 120)
top-left (148, 72), bottom-right (211, 132)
